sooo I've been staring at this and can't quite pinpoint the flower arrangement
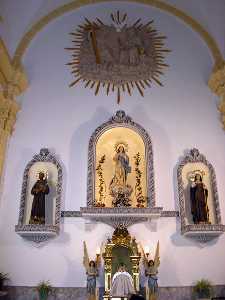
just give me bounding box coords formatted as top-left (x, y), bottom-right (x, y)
top-left (37, 280), bottom-right (52, 300)
top-left (0, 272), bottom-right (9, 291)
top-left (193, 279), bottom-right (212, 299)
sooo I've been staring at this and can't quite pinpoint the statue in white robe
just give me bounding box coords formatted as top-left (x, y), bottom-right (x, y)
top-left (110, 264), bottom-right (135, 297)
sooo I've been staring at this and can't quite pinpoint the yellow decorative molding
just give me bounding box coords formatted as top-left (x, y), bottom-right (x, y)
top-left (0, 91), bottom-right (20, 179)
top-left (0, 38), bottom-right (28, 97)
top-left (0, 128), bottom-right (8, 178)
top-left (0, 91), bottom-right (20, 135)
top-left (208, 64), bottom-right (225, 96)
top-left (12, 0), bottom-right (223, 69)
top-left (208, 63), bottom-right (225, 130)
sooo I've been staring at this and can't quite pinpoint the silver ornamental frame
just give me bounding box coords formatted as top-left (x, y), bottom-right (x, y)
top-left (15, 148), bottom-right (63, 243)
top-left (87, 110), bottom-right (155, 207)
top-left (81, 110), bottom-right (167, 228)
top-left (177, 148), bottom-right (225, 242)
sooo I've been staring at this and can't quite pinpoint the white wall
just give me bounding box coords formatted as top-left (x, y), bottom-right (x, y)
top-left (0, 1), bottom-right (225, 288)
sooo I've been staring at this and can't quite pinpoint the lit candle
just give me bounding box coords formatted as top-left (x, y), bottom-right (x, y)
top-left (144, 246), bottom-right (150, 256)
top-left (96, 247), bottom-right (101, 256)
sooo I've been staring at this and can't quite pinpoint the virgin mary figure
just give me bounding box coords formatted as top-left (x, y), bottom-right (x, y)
top-left (110, 143), bottom-right (131, 189)
top-left (109, 143), bottom-right (132, 207)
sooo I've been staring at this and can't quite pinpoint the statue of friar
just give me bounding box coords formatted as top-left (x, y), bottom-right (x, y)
top-left (29, 171), bottom-right (49, 224)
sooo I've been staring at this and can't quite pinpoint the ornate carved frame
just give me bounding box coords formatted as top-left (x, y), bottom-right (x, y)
top-left (103, 228), bottom-right (141, 294)
top-left (87, 110), bottom-right (155, 208)
top-left (177, 148), bottom-right (225, 242)
top-left (15, 148), bottom-right (63, 243)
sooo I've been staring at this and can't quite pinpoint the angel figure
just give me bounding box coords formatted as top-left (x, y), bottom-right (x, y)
top-left (83, 241), bottom-right (101, 300)
top-left (141, 241), bottom-right (160, 300)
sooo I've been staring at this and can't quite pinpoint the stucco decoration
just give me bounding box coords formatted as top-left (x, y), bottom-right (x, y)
top-left (177, 148), bottom-right (225, 242)
top-left (208, 63), bottom-right (225, 130)
top-left (66, 11), bottom-right (170, 103)
top-left (15, 148), bottom-right (62, 243)
top-left (81, 110), bottom-right (165, 227)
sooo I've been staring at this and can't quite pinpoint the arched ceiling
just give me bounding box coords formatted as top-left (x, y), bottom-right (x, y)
top-left (0, 0), bottom-right (225, 67)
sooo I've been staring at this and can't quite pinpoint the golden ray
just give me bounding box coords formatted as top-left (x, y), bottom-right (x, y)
top-left (65, 47), bottom-right (79, 50)
top-left (144, 20), bottom-right (154, 27)
top-left (122, 13), bottom-right (127, 22)
top-left (137, 24), bottom-right (143, 30)
top-left (117, 11), bottom-right (120, 24)
top-left (135, 82), bottom-right (144, 97)
top-left (152, 76), bottom-right (163, 86)
top-left (126, 82), bottom-right (132, 96)
top-left (85, 80), bottom-right (91, 88)
top-left (159, 49), bottom-right (171, 53)
top-left (71, 69), bottom-right (80, 74)
top-left (71, 33), bottom-right (83, 37)
top-left (139, 80), bottom-right (146, 89)
top-left (143, 79), bottom-right (151, 87)
top-left (85, 18), bottom-right (92, 25)
top-left (106, 83), bottom-right (111, 95)
top-left (111, 13), bottom-right (115, 22)
top-left (155, 70), bottom-right (164, 75)
top-left (78, 25), bottom-right (86, 30)
top-left (76, 29), bottom-right (84, 34)
top-left (158, 63), bottom-right (169, 67)
top-left (69, 76), bottom-right (82, 87)
top-left (133, 18), bottom-right (141, 27)
top-left (154, 36), bottom-right (167, 40)
top-left (95, 81), bottom-right (101, 95)
top-left (96, 18), bottom-right (104, 25)
top-left (90, 81), bottom-right (96, 89)
top-left (72, 39), bottom-right (82, 43)
top-left (117, 87), bottom-right (121, 104)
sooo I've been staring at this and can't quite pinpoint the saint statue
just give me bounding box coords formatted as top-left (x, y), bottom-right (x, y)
top-left (83, 242), bottom-right (100, 300)
top-left (190, 173), bottom-right (209, 224)
top-left (109, 142), bottom-right (133, 207)
top-left (110, 263), bottom-right (135, 297)
top-left (86, 260), bottom-right (99, 300)
top-left (29, 171), bottom-right (49, 224)
top-left (141, 242), bottom-right (160, 300)
top-left (145, 260), bottom-right (159, 300)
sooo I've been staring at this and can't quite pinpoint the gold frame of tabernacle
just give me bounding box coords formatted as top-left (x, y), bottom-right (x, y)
top-left (102, 226), bottom-right (141, 295)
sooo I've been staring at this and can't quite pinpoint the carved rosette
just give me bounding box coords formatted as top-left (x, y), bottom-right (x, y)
top-left (15, 148), bottom-right (63, 243)
top-left (208, 63), bottom-right (225, 130)
top-left (177, 148), bottom-right (225, 242)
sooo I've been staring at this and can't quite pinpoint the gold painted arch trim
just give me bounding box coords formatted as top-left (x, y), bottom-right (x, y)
top-left (12, 0), bottom-right (224, 69)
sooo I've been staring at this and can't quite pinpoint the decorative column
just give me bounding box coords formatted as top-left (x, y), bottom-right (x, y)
top-left (0, 38), bottom-right (28, 179)
top-left (208, 62), bottom-right (225, 130)
top-left (0, 91), bottom-right (19, 177)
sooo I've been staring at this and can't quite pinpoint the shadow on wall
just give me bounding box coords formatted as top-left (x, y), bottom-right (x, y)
top-left (68, 107), bottom-right (113, 210)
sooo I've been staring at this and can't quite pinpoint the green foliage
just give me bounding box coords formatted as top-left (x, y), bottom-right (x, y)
top-left (0, 273), bottom-right (9, 282)
top-left (0, 272), bottom-right (9, 291)
top-left (193, 279), bottom-right (212, 298)
top-left (37, 280), bottom-right (52, 300)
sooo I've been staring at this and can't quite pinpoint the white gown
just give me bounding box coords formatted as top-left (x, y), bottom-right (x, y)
top-left (110, 271), bottom-right (135, 297)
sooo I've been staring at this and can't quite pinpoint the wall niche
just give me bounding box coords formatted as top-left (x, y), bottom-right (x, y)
top-left (177, 148), bottom-right (225, 242)
top-left (15, 148), bottom-right (62, 243)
